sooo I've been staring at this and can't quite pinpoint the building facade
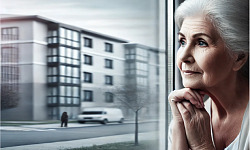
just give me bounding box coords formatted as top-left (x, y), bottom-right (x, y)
top-left (0, 15), bottom-right (162, 120)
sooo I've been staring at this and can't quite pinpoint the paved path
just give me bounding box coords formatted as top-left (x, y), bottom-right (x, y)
top-left (1, 132), bottom-right (158, 150)
top-left (1, 120), bottom-right (159, 149)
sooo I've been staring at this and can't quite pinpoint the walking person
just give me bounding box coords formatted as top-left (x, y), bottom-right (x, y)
top-left (61, 112), bottom-right (68, 127)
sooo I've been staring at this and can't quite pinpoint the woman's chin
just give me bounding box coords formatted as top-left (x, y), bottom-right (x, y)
top-left (183, 81), bottom-right (203, 89)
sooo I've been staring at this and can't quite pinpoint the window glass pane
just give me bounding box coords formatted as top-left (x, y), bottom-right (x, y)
top-left (67, 66), bottom-right (71, 76)
top-left (53, 37), bottom-right (57, 43)
top-left (67, 58), bottom-right (71, 64)
top-left (73, 98), bottom-right (79, 104)
top-left (48, 67), bottom-right (52, 75)
top-left (66, 40), bottom-right (72, 46)
top-left (60, 77), bottom-right (65, 83)
top-left (72, 50), bottom-right (77, 59)
top-left (60, 38), bottom-right (66, 45)
top-left (53, 67), bottom-right (57, 75)
top-left (67, 30), bottom-right (71, 39)
top-left (53, 30), bottom-right (57, 36)
top-left (60, 57), bottom-right (65, 63)
top-left (73, 68), bottom-right (78, 77)
top-left (53, 76), bottom-right (57, 82)
top-left (67, 77), bottom-right (71, 83)
top-left (67, 98), bottom-right (71, 104)
top-left (52, 97), bottom-right (57, 104)
top-left (60, 66), bottom-right (66, 75)
top-left (67, 86), bottom-right (71, 96)
top-left (60, 28), bottom-right (66, 38)
top-left (73, 31), bottom-right (78, 41)
top-left (73, 87), bottom-right (79, 97)
top-left (60, 97), bottom-right (65, 104)
top-left (48, 97), bottom-right (52, 104)
top-left (60, 86), bottom-right (65, 96)
top-left (53, 48), bottom-right (57, 55)
top-left (66, 48), bottom-right (72, 57)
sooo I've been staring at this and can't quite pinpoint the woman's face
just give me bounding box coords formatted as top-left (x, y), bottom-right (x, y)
top-left (177, 15), bottom-right (235, 90)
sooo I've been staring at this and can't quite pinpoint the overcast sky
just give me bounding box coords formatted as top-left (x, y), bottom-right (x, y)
top-left (0, 0), bottom-right (159, 47)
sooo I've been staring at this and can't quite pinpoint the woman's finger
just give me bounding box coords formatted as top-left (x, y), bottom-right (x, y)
top-left (173, 89), bottom-right (200, 108)
top-left (176, 102), bottom-right (191, 121)
top-left (182, 101), bottom-right (196, 116)
top-left (168, 99), bottom-right (183, 122)
top-left (192, 90), bottom-right (204, 108)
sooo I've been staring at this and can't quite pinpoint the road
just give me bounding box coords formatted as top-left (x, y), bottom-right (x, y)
top-left (1, 122), bottom-right (158, 148)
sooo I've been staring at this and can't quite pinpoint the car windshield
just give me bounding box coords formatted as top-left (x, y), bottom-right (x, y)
top-left (82, 111), bottom-right (104, 115)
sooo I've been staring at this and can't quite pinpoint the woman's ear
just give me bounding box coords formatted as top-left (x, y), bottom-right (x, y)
top-left (233, 53), bottom-right (249, 71)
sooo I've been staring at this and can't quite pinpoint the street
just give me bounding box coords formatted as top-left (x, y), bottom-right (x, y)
top-left (1, 121), bottom-right (158, 148)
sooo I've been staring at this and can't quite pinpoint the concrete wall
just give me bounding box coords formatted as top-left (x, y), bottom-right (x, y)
top-left (81, 34), bottom-right (125, 109)
top-left (1, 20), bottom-right (48, 120)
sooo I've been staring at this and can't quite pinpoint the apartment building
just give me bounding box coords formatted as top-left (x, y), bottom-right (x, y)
top-left (1, 15), bottom-right (162, 120)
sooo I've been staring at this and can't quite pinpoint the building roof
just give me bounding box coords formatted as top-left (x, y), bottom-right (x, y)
top-left (0, 14), bottom-right (129, 43)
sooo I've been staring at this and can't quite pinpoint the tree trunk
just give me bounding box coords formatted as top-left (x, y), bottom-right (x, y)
top-left (135, 110), bottom-right (139, 146)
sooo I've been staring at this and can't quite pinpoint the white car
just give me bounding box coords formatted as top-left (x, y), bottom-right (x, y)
top-left (77, 107), bottom-right (124, 124)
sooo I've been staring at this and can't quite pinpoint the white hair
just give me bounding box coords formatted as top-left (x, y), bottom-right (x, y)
top-left (175, 0), bottom-right (249, 78)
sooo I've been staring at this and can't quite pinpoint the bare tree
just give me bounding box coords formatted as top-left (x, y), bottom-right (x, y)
top-left (113, 84), bottom-right (151, 146)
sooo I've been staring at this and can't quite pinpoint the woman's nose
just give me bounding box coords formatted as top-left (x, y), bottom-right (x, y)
top-left (177, 45), bottom-right (195, 63)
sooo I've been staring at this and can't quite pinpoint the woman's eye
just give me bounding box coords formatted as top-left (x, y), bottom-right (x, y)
top-left (179, 39), bottom-right (186, 46)
top-left (198, 40), bottom-right (208, 47)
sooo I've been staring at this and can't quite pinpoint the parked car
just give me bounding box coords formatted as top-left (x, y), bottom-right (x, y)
top-left (77, 107), bottom-right (124, 124)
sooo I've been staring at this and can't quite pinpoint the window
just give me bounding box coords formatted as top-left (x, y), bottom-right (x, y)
top-left (83, 72), bottom-right (92, 83)
top-left (105, 75), bottom-right (113, 85)
top-left (83, 90), bottom-right (93, 102)
top-left (59, 28), bottom-right (80, 48)
top-left (105, 59), bottom-right (113, 69)
top-left (84, 37), bottom-right (92, 48)
top-left (1, 27), bottom-right (18, 41)
top-left (105, 43), bottom-right (113, 52)
top-left (105, 92), bottom-right (114, 103)
top-left (84, 55), bottom-right (92, 65)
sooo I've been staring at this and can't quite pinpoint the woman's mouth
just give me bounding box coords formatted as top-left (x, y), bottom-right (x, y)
top-left (182, 70), bottom-right (201, 75)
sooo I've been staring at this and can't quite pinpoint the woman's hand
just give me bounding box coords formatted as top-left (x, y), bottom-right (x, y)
top-left (168, 88), bottom-right (212, 150)
top-left (169, 88), bottom-right (204, 109)
top-left (168, 88), bottom-right (205, 150)
top-left (177, 101), bottom-right (215, 150)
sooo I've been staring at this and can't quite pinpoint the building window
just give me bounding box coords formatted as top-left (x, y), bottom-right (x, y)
top-left (105, 59), bottom-right (113, 69)
top-left (83, 90), bottom-right (93, 102)
top-left (1, 27), bottom-right (18, 41)
top-left (59, 28), bottom-right (80, 48)
top-left (84, 55), bottom-right (93, 65)
top-left (84, 37), bottom-right (92, 48)
top-left (105, 75), bottom-right (113, 85)
top-left (83, 72), bottom-right (92, 83)
top-left (105, 92), bottom-right (114, 103)
top-left (105, 43), bottom-right (113, 52)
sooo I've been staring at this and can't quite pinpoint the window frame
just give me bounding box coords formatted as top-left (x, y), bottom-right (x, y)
top-left (105, 42), bottom-right (113, 53)
top-left (83, 72), bottom-right (93, 83)
top-left (105, 59), bottom-right (113, 69)
top-left (84, 54), bottom-right (93, 65)
top-left (105, 92), bottom-right (114, 103)
top-left (83, 90), bottom-right (93, 102)
top-left (105, 75), bottom-right (113, 85)
top-left (84, 37), bottom-right (93, 48)
top-left (1, 27), bottom-right (19, 41)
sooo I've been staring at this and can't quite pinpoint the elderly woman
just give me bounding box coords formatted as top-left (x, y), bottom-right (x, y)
top-left (168, 0), bottom-right (249, 150)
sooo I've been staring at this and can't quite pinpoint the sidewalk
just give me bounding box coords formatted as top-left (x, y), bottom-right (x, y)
top-left (1, 119), bottom-right (158, 130)
top-left (1, 120), bottom-right (159, 150)
top-left (1, 132), bottom-right (158, 150)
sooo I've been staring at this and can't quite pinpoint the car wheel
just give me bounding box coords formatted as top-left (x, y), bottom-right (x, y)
top-left (119, 118), bottom-right (124, 123)
top-left (102, 119), bottom-right (108, 124)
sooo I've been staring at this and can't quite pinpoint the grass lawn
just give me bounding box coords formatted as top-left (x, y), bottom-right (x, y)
top-left (65, 140), bottom-right (158, 150)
